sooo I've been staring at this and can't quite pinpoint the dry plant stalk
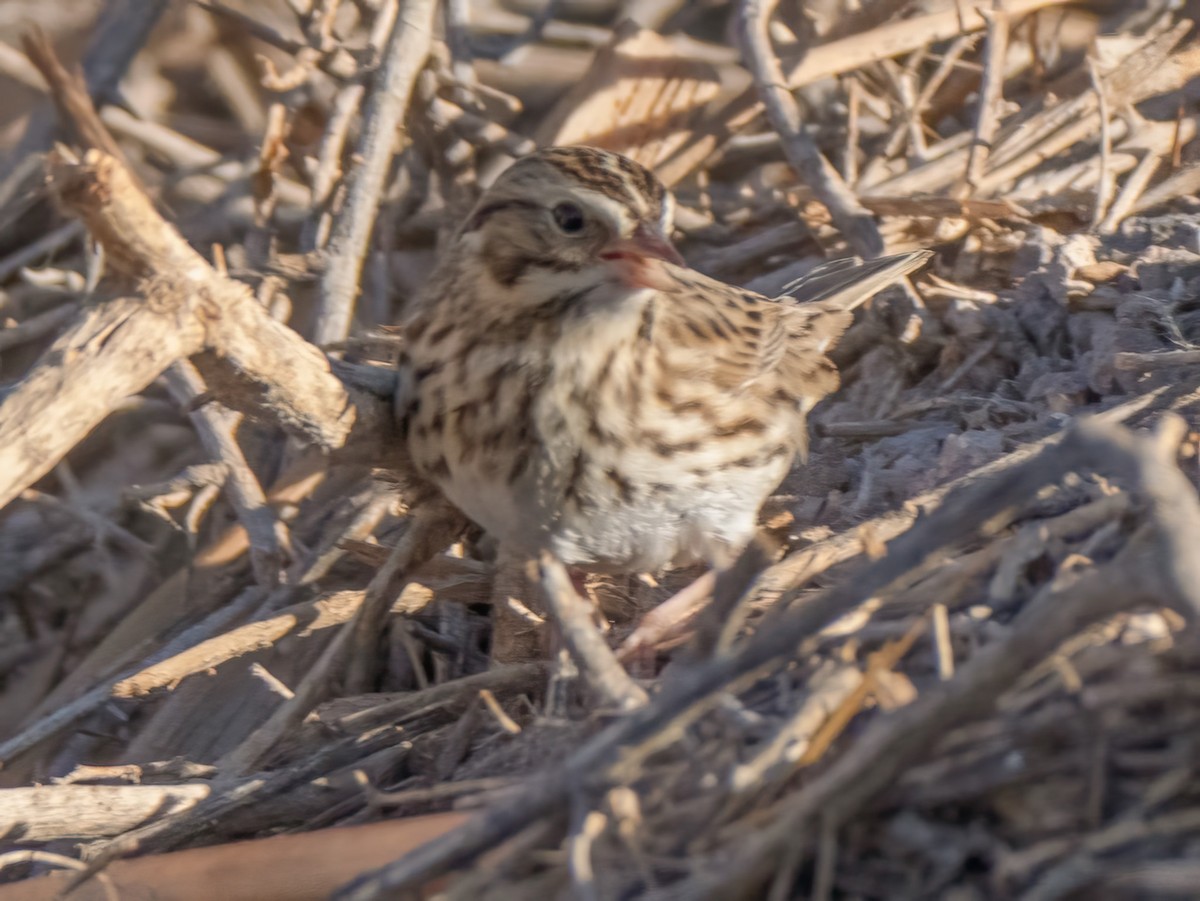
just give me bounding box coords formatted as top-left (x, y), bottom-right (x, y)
top-left (3, 1), bottom-right (1200, 899)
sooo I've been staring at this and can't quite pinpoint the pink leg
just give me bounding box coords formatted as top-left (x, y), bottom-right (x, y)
top-left (616, 569), bottom-right (717, 664)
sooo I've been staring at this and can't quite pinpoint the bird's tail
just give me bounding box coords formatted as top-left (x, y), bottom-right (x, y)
top-left (778, 249), bottom-right (933, 311)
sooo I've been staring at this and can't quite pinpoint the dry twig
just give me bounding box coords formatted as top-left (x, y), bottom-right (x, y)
top-left (313, 0), bottom-right (440, 344)
top-left (538, 552), bottom-right (648, 711)
top-left (737, 0), bottom-right (883, 257)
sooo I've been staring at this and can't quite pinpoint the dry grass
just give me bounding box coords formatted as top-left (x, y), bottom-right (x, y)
top-left (2, 1), bottom-right (1200, 899)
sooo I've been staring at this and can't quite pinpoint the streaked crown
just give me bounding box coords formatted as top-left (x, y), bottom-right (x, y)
top-left (474, 146), bottom-right (675, 237)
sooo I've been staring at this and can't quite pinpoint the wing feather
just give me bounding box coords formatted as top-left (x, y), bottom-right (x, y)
top-left (663, 249), bottom-right (930, 393)
top-left (656, 250), bottom-right (931, 459)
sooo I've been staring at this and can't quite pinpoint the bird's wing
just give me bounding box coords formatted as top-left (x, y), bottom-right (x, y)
top-left (657, 250), bottom-right (931, 458)
top-left (777, 249), bottom-right (932, 311)
top-left (662, 249), bottom-right (930, 393)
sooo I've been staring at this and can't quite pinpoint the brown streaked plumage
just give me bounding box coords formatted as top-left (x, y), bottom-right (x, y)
top-left (398, 146), bottom-right (931, 573)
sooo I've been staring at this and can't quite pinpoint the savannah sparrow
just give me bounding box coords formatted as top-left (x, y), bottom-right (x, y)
top-left (397, 146), bottom-right (930, 574)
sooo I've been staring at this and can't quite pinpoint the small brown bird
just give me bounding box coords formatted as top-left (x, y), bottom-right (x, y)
top-left (398, 146), bottom-right (929, 574)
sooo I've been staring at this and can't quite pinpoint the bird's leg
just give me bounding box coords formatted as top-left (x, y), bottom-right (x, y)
top-left (615, 535), bottom-right (773, 667)
top-left (488, 549), bottom-right (547, 665)
top-left (616, 569), bottom-right (716, 666)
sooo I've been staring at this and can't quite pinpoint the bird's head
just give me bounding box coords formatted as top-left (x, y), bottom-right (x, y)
top-left (459, 146), bottom-right (683, 292)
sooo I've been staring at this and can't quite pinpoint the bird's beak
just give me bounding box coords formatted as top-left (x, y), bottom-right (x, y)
top-left (601, 225), bottom-right (685, 266)
top-left (600, 224), bottom-right (685, 290)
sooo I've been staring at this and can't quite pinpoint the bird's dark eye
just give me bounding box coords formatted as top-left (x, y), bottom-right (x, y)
top-left (552, 202), bottom-right (586, 235)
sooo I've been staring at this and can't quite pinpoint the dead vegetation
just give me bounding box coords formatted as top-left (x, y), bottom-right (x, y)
top-left (1, 0), bottom-right (1200, 898)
